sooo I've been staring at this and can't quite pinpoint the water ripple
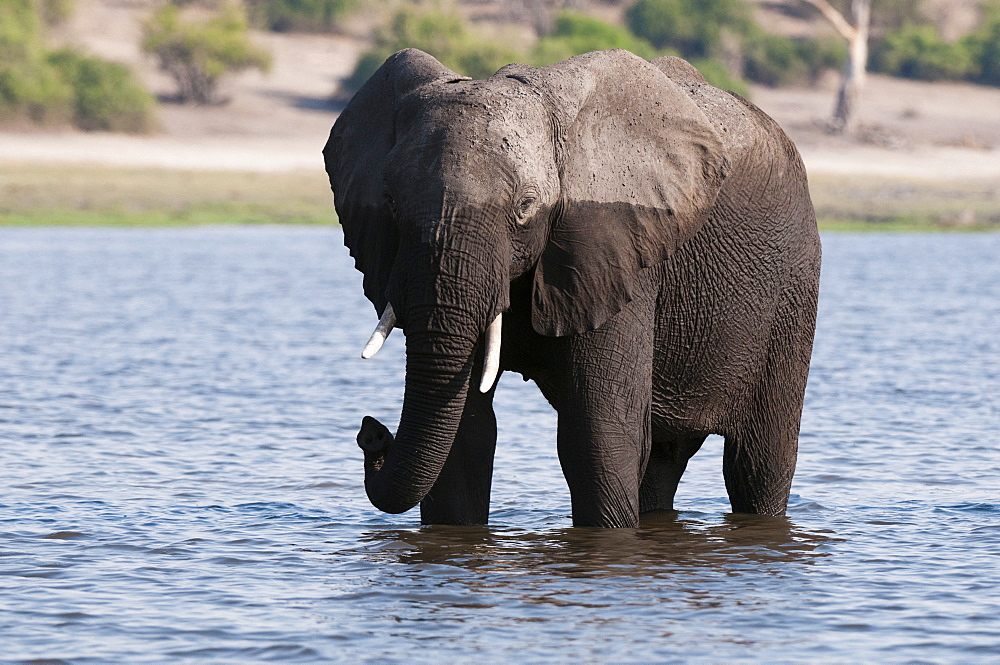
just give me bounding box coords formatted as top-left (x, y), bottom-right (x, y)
top-left (1, 229), bottom-right (999, 661)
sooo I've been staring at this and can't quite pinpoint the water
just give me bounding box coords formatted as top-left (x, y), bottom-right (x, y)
top-left (1, 227), bottom-right (998, 663)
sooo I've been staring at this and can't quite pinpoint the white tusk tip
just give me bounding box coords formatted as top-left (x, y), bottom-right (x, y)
top-left (361, 332), bottom-right (386, 359)
top-left (361, 304), bottom-right (396, 359)
top-left (478, 312), bottom-right (502, 393)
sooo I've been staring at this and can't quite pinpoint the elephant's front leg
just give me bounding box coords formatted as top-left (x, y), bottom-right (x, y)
top-left (555, 295), bottom-right (654, 528)
top-left (419, 376), bottom-right (498, 525)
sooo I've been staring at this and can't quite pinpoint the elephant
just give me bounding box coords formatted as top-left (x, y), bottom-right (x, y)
top-left (323, 48), bottom-right (821, 528)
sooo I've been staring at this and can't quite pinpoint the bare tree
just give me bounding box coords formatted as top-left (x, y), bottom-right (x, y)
top-left (801, 0), bottom-right (871, 134)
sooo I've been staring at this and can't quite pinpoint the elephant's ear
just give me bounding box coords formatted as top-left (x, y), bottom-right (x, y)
top-left (524, 50), bottom-right (728, 336)
top-left (323, 49), bottom-right (466, 315)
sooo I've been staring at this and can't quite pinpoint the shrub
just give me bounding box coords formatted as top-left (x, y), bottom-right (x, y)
top-left (48, 49), bottom-right (155, 131)
top-left (2, 0), bottom-right (152, 130)
top-left (246, 0), bottom-right (357, 33)
top-left (689, 57), bottom-right (750, 97)
top-left (0, 62), bottom-right (72, 124)
top-left (534, 10), bottom-right (753, 95)
top-left (344, 47), bottom-right (394, 92)
top-left (793, 34), bottom-right (847, 78)
top-left (344, 7), bottom-right (520, 91)
top-left (625, 0), bottom-right (839, 89)
top-left (344, 5), bottom-right (756, 99)
top-left (533, 11), bottom-right (658, 65)
top-left (872, 25), bottom-right (975, 81)
top-left (743, 31), bottom-right (845, 86)
top-left (143, 3), bottom-right (271, 104)
top-left (868, 1), bottom-right (1000, 87)
top-left (625, 0), bottom-right (752, 58)
top-left (963, 1), bottom-right (1000, 85)
top-left (0, 0), bottom-right (70, 122)
top-left (742, 31), bottom-right (805, 86)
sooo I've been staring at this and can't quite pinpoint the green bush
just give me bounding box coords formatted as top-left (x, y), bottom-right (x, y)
top-left (345, 6), bottom-right (754, 98)
top-left (963, 1), bottom-right (1000, 85)
top-left (625, 0), bottom-right (838, 88)
top-left (48, 49), bottom-right (155, 131)
top-left (0, 59), bottom-right (73, 125)
top-left (792, 34), bottom-right (847, 78)
top-left (143, 3), bottom-right (272, 104)
top-left (1, 0), bottom-right (152, 130)
top-left (689, 57), bottom-right (750, 97)
top-left (247, 0), bottom-right (357, 33)
top-left (344, 47), bottom-right (394, 92)
top-left (348, 9), bottom-right (661, 93)
top-left (872, 25), bottom-right (975, 81)
top-left (345, 7), bottom-right (520, 90)
top-left (1, 0), bottom-right (69, 122)
top-left (625, 0), bottom-right (752, 58)
top-left (744, 31), bottom-right (845, 86)
top-left (533, 11), bottom-right (658, 65)
top-left (868, 2), bottom-right (1000, 87)
top-left (742, 31), bottom-right (805, 86)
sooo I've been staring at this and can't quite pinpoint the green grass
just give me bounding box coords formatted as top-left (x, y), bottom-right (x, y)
top-left (0, 163), bottom-right (338, 226)
top-left (2, 163), bottom-right (998, 231)
top-left (816, 219), bottom-right (992, 232)
top-left (0, 207), bottom-right (333, 226)
top-left (811, 173), bottom-right (1000, 232)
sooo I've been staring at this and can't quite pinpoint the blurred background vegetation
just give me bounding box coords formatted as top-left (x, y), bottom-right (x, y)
top-left (142, 3), bottom-right (271, 104)
top-left (1, 0), bottom-right (154, 131)
top-left (871, 2), bottom-right (1000, 84)
top-left (245, 0), bottom-right (360, 33)
top-left (338, 0), bottom-right (1000, 94)
top-left (5, 0), bottom-right (1000, 129)
top-left (2, 0), bottom-right (999, 229)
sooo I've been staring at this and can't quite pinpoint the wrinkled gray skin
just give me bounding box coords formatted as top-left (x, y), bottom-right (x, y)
top-left (324, 48), bottom-right (820, 528)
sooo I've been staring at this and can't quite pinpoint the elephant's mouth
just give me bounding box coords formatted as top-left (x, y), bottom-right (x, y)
top-left (360, 302), bottom-right (504, 393)
top-left (352, 298), bottom-right (504, 515)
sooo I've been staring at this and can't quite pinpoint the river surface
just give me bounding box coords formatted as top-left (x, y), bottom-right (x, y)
top-left (1, 227), bottom-right (998, 663)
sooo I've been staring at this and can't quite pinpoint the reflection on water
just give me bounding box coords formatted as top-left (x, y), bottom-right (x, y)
top-left (1, 228), bottom-right (999, 662)
top-left (356, 513), bottom-right (834, 577)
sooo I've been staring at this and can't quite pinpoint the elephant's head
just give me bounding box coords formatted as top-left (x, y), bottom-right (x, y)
top-left (324, 48), bottom-right (727, 515)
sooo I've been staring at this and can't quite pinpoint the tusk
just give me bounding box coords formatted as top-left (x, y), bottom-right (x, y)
top-left (361, 304), bottom-right (396, 359)
top-left (479, 313), bottom-right (502, 393)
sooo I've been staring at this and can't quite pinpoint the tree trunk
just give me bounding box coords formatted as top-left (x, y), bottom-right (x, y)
top-left (832, 0), bottom-right (870, 133)
top-left (802, 0), bottom-right (872, 134)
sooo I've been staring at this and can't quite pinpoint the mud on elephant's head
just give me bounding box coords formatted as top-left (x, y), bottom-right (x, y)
top-left (323, 48), bottom-right (728, 515)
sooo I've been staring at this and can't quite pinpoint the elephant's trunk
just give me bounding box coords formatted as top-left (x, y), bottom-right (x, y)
top-left (359, 324), bottom-right (477, 514)
top-left (358, 227), bottom-right (508, 515)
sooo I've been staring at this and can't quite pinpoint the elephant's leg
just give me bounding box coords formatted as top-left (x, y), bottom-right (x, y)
top-left (638, 432), bottom-right (707, 513)
top-left (555, 296), bottom-right (655, 528)
top-left (419, 380), bottom-right (497, 525)
top-left (722, 354), bottom-right (809, 516)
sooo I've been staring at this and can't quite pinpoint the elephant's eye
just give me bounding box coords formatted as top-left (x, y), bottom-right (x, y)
top-left (515, 196), bottom-right (535, 222)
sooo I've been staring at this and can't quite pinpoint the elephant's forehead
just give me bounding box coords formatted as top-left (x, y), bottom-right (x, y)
top-left (402, 80), bottom-right (547, 145)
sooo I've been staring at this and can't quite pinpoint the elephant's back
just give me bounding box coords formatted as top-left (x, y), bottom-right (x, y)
top-left (651, 56), bottom-right (806, 183)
